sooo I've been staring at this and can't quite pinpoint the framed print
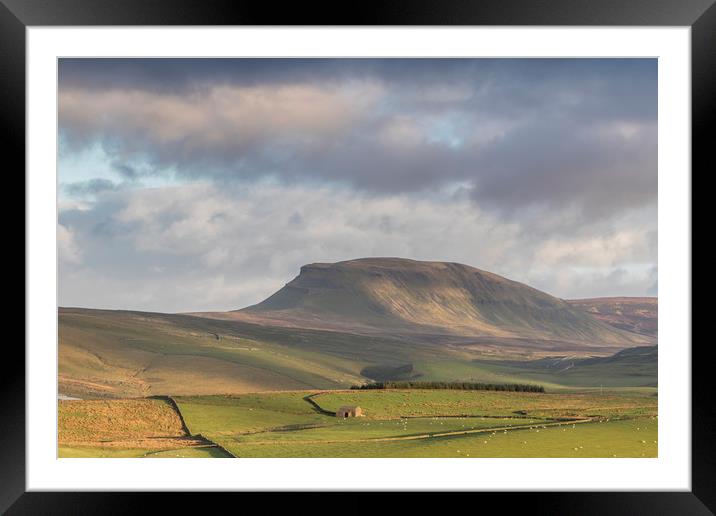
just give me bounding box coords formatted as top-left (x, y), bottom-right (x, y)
top-left (4, 0), bottom-right (710, 511)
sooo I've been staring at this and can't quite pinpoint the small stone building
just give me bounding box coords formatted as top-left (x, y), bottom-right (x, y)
top-left (336, 405), bottom-right (363, 418)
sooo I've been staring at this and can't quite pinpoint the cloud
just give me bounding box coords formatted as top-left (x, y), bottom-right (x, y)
top-left (534, 230), bottom-right (655, 269)
top-left (59, 81), bottom-right (383, 168)
top-left (59, 59), bottom-right (657, 224)
top-left (63, 178), bottom-right (121, 197)
top-left (58, 223), bottom-right (82, 265)
top-left (58, 182), bottom-right (656, 312)
top-left (57, 59), bottom-right (658, 310)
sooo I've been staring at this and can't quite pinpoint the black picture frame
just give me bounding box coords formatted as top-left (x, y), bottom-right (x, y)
top-left (4, 0), bottom-right (708, 512)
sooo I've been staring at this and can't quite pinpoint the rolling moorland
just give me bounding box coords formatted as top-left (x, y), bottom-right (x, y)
top-left (567, 297), bottom-right (658, 337)
top-left (58, 258), bottom-right (657, 458)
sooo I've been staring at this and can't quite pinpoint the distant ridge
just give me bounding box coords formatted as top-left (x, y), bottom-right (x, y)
top-left (567, 297), bottom-right (657, 337)
top-left (217, 257), bottom-right (651, 348)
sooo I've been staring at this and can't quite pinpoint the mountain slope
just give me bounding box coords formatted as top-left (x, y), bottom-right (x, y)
top-left (567, 297), bottom-right (657, 337)
top-left (227, 258), bottom-right (649, 347)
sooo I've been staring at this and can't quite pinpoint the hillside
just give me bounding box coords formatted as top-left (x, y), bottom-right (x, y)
top-left (215, 258), bottom-right (649, 348)
top-left (567, 297), bottom-right (657, 337)
top-left (59, 307), bottom-right (488, 399)
top-left (59, 259), bottom-right (656, 398)
top-left (470, 346), bottom-right (657, 389)
top-left (58, 308), bottom-right (369, 398)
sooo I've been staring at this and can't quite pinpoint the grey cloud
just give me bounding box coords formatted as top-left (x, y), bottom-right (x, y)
top-left (58, 59), bottom-right (657, 223)
top-left (110, 160), bottom-right (160, 181)
top-left (63, 178), bottom-right (121, 197)
top-left (58, 59), bottom-right (655, 106)
top-left (467, 119), bottom-right (657, 220)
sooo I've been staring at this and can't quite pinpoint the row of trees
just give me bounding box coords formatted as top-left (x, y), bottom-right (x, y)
top-left (350, 381), bottom-right (545, 393)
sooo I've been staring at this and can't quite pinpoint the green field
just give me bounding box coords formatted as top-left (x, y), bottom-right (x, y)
top-left (145, 447), bottom-right (233, 458)
top-left (226, 418), bottom-right (657, 458)
top-left (59, 447), bottom-right (157, 458)
top-left (315, 389), bottom-right (656, 419)
top-left (59, 445), bottom-right (232, 458)
top-left (174, 389), bottom-right (657, 458)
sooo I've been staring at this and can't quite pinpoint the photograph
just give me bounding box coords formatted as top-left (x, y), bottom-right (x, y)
top-left (56, 57), bottom-right (658, 459)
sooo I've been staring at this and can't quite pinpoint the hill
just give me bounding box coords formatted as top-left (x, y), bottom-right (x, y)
top-left (58, 305), bottom-right (655, 399)
top-left (213, 258), bottom-right (649, 348)
top-left (58, 259), bottom-right (656, 398)
top-left (567, 297), bottom-right (657, 337)
top-left (58, 307), bottom-right (370, 398)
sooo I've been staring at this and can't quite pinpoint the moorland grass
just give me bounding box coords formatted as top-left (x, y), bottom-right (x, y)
top-left (58, 398), bottom-right (186, 443)
top-left (59, 309), bottom-right (657, 400)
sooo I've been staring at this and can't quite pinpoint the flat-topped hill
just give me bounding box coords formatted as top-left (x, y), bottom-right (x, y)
top-left (230, 258), bottom-right (648, 346)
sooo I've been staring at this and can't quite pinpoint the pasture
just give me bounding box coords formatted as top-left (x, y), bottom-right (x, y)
top-left (174, 389), bottom-right (657, 458)
top-left (226, 417), bottom-right (657, 458)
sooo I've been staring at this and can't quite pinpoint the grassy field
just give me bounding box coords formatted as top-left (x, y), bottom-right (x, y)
top-left (315, 389), bottom-right (657, 419)
top-left (227, 418), bottom-right (657, 458)
top-left (175, 393), bottom-right (327, 436)
top-left (59, 389), bottom-right (657, 458)
top-left (58, 397), bottom-right (231, 458)
top-left (173, 389), bottom-right (657, 458)
top-left (59, 447), bottom-right (160, 458)
top-left (59, 398), bottom-right (185, 442)
top-left (145, 447), bottom-right (233, 458)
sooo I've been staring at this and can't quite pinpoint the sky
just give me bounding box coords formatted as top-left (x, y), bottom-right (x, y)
top-left (58, 58), bottom-right (657, 312)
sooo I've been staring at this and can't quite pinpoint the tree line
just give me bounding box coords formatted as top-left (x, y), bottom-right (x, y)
top-left (350, 381), bottom-right (545, 393)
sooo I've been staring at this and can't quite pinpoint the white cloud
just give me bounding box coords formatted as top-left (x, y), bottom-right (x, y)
top-left (58, 182), bottom-right (656, 312)
top-left (534, 229), bottom-right (653, 268)
top-left (57, 223), bottom-right (82, 265)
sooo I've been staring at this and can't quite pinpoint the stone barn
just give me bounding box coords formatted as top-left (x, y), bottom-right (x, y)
top-left (336, 405), bottom-right (363, 418)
